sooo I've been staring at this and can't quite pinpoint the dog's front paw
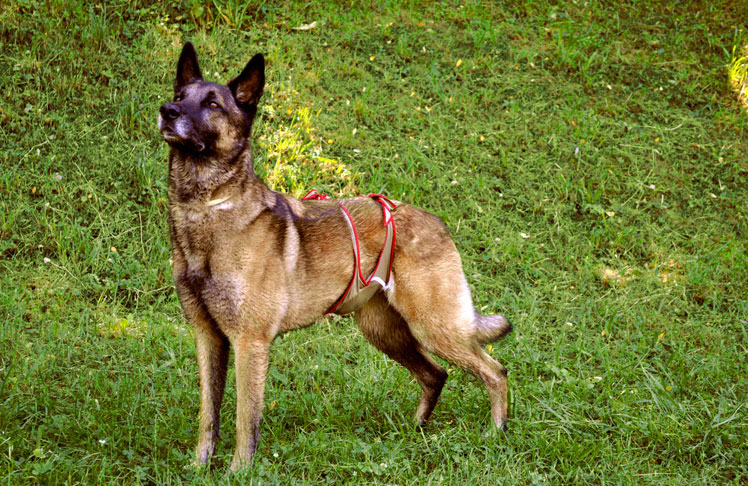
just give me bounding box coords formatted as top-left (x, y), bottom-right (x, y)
top-left (482, 421), bottom-right (509, 439)
top-left (230, 455), bottom-right (254, 473)
top-left (194, 439), bottom-right (216, 466)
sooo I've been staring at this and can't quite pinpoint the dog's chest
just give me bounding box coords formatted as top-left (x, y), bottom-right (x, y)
top-left (172, 210), bottom-right (246, 310)
top-left (173, 212), bottom-right (214, 269)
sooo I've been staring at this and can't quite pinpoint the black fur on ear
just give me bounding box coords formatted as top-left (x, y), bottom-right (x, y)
top-left (228, 53), bottom-right (265, 108)
top-left (175, 42), bottom-right (203, 91)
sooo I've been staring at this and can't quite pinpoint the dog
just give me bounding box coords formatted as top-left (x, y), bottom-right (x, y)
top-left (158, 42), bottom-right (513, 471)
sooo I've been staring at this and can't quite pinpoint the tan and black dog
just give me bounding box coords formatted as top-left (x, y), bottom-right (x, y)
top-left (158, 42), bottom-right (513, 471)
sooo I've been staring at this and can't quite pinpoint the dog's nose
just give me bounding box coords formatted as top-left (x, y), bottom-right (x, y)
top-left (160, 103), bottom-right (181, 121)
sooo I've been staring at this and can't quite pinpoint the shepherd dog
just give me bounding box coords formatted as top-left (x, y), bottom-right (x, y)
top-left (158, 42), bottom-right (513, 470)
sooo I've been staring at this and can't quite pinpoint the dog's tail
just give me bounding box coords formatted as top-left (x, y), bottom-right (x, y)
top-left (474, 314), bottom-right (513, 345)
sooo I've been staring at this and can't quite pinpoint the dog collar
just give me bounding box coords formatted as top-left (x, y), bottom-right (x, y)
top-left (206, 195), bottom-right (232, 207)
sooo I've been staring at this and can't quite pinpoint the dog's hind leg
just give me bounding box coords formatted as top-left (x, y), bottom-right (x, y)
top-left (355, 292), bottom-right (448, 425)
top-left (389, 262), bottom-right (510, 432)
top-left (406, 319), bottom-right (509, 432)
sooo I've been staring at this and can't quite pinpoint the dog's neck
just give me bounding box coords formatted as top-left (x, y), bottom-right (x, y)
top-left (168, 144), bottom-right (266, 206)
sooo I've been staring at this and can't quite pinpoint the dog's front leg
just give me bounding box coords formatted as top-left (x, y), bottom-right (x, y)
top-left (230, 337), bottom-right (271, 471)
top-left (193, 321), bottom-right (230, 465)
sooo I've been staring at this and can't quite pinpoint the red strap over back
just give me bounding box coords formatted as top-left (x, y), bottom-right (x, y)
top-left (301, 189), bottom-right (331, 200)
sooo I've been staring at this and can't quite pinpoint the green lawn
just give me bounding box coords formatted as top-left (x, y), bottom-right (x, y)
top-left (1, 1), bottom-right (747, 484)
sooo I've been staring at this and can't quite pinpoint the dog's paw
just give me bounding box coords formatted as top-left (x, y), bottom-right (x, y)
top-left (483, 421), bottom-right (508, 439)
top-left (194, 441), bottom-right (216, 466)
top-left (230, 457), bottom-right (253, 473)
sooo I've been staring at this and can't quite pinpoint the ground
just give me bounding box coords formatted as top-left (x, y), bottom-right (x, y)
top-left (1, 1), bottom-right (747, 484)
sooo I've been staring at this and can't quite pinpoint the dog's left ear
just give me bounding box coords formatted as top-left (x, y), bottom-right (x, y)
top-left (228, 54), bottom-right (265, 108)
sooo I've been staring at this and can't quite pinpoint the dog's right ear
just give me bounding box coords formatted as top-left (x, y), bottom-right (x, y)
top-left (175, 42), bottom-right (203, 91)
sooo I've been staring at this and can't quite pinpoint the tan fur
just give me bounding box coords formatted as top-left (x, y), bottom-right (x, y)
top-left (160, 43), bottom-right (513, 471)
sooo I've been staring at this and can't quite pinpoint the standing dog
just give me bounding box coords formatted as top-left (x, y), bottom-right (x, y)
top-left (158, 42), bottom-right (513, 471)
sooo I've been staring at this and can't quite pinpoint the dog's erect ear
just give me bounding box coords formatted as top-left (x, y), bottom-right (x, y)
top-left (175, 42), bottom-right (203, 91)
top-left (228, 54), bottom-right (265, 107)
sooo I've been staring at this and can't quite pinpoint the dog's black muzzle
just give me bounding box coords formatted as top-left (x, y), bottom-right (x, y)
top-left (158, 103), bottom-right (210, 154)
top-left (160, 103), bottom-right (181, 121)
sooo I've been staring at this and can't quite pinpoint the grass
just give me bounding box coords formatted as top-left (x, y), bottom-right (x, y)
top-left (730, 43), bottom-right (748, 108)
top-left (1, 0), bottom-right (747, 484)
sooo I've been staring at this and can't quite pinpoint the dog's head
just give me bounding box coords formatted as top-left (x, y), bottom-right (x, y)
top-left (158, 42), bottom-right (264, 160)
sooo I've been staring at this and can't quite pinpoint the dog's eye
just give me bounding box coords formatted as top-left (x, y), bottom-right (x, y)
top-left (174, 95), bottom-right (183, 102)
top-left (208, 101), bottom-right (220, 109)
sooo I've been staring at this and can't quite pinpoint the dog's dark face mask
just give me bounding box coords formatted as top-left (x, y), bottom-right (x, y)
top-left (158, 42), bottom-right (265, 162)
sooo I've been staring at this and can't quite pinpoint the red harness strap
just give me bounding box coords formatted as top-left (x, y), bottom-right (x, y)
top-left (301, 191), bottom-right (397, 314)
top-left (300, 189), bottom-right (330, 200)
